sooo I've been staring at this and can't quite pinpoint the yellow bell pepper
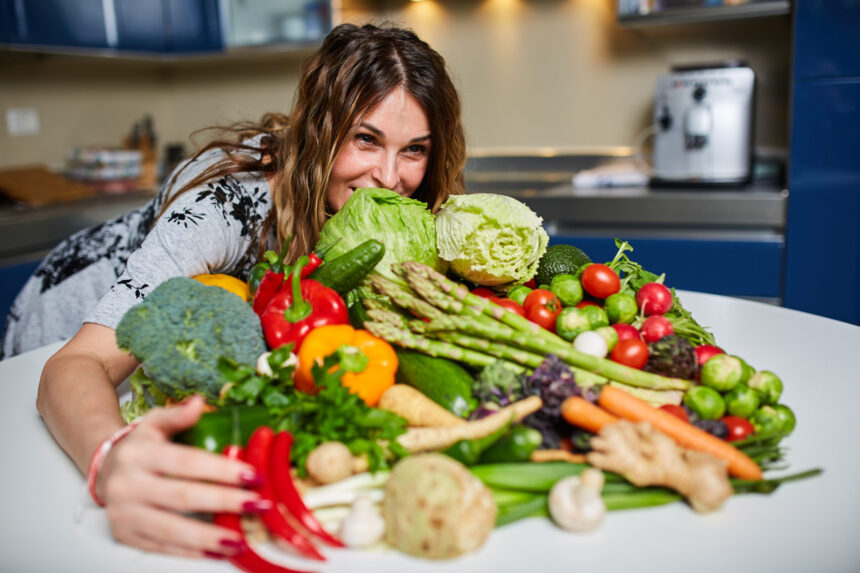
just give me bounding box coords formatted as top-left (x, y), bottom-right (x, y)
top-left (193, 273), bottom-right (251, 302)
top-left (295, 324), bottom-right (397, 407)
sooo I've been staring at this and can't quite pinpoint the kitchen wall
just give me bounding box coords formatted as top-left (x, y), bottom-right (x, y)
top-left (0, 0), bottom-right (791, 170)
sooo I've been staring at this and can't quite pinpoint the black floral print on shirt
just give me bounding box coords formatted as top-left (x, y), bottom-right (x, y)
top-left (194, 176), bottom-right (268, 238)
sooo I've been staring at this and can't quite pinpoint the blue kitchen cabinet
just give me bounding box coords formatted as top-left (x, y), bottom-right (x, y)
top-left (549, 235), bottom-right (783, 300)
top-left (0, 0), bottom-right (19, 42)
top-left (165, 0), bottom-right (221, 52)
top-left (15, 0), bottom-right (109, 48)
top-left (784, 0), bottom-right (860, 325)
top-left (114, 0), bottom-right (168, 52)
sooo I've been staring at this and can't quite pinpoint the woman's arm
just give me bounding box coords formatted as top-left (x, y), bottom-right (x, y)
top-left (36, 323), bottom-right (269, 559)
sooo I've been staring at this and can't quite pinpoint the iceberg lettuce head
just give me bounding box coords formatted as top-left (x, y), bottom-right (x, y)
top-left (435, 193), bottom-right (548, 286)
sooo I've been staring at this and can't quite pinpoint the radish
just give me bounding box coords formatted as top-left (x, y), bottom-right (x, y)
top-left (640, 315), bottom-right (674, 342)
top-left (695, 344), bottom-right (725, 366)
top-left (636, 283), bottom-right (673, 315)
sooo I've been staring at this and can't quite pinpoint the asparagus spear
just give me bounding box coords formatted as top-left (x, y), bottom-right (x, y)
top-left (399, 262), bottom-right (692, 392)
top-left (364, 320), bottom-right (497, 368)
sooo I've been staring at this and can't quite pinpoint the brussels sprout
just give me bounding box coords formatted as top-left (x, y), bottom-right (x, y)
top-left (700, 354), bottom-right (743, 393)
top-left (750, 405), bottom-right (783, 436)
top-left (555, 307), bottom-right (591, 342)
top-left (683, 386), bottom-right (726, 420)
top-left (732, 355), bottom-right (755, 384)
top-left (748, 370), bottom-right (783, 405)
top-left (604, 292), bottom-right (638, 324)
top-left (549, 274), bottom-right (583, 307)
top-left (507, 285), bottom-right (532, 306)
top-left (773, 404), bottom-right (797, 435)
top-left (580, 305), bottom-right (609, 329)
top-left (724, 383), bottom-right (760, 418)
top-left (593, 325), bottom-right (619, 353)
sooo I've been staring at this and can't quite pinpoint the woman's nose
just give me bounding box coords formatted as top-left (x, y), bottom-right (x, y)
top-left (372, 154), bottom-right (399, 190)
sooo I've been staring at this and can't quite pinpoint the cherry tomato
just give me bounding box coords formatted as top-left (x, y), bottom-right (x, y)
top-left (659, 404), bottom-right (689, 423)
top-left (610, 338), bottom-right (649, 369)
top-left (490, 296), bottom-right (526, 317)
top-left (580, 264), bottom-right (621, 299)
top-left (523, 289), bottom-right (561, 314)
top-left (695, 344), bottom-right (725, 366)
top-left (527, 304), bottom-right (561, 332)
top-left (612, 323), bottom-right (640, 342)
top-left (471, 287), bottom-right (495, 299)
top-left (636, 282), bottom-right (674, 315)
top-left (576, 300), bottom-right (602, 309)
top-left (640, 315), bottom-right (674, 343)
top-left (721, 415), bottom-right (755, 441)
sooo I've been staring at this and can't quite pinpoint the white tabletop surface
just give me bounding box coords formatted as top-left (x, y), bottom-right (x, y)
top-left (1, 291), bottom-right (859, 573)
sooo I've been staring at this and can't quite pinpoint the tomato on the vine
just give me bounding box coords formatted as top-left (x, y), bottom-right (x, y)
top-left (721, 415), bottom-right (755, 441)
top-left (523, 289), bottom-right (561, 331)
top-left (580, 264), bottom-right (621, 299)
top-left (490, 296), bottom-right (526, 318)
top-left (610, 338), bottom-right (649, 369)
top-left (659, 404), bottom-right (689, 423)
top-left (471, 287), bottom-right (495, 299)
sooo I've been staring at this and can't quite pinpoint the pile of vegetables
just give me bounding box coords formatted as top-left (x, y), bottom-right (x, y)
top-left (113, 188), bottom-right (820, 572)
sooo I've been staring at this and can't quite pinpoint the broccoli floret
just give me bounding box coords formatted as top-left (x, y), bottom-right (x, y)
top-left (115, 276), bottom-right (266, 403)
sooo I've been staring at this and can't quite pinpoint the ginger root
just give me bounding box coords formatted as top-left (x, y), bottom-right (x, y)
top-left (586, 420), bottom-right (733, 512)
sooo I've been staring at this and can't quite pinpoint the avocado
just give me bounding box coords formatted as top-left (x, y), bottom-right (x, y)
top-left (534, 244), bottom-right (592, 287)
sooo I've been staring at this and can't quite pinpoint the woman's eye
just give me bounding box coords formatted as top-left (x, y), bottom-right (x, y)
top-left (405, 144), bottom-right (427, 155)
top-left (355, 133), bottom-right (376, 145)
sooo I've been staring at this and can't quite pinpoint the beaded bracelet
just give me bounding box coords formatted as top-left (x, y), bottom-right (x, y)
top-left (86, 420), bottom-right (141, 507)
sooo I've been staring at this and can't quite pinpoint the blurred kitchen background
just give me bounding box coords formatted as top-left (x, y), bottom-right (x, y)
top-left (0, 0), bottom-right (857, 325)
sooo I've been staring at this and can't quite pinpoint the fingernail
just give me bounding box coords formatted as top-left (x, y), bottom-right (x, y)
top-left (219, 538), bottom-right (249, 553)
top-left (241, 499), bottom-right (273, 513)
top-left (238, 470), bottom-right (265, 487)
top-left (204, 550), bottom-right (228, 560)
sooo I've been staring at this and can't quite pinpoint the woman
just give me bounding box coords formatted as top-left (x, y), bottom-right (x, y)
top-left (25, 23), bottom-right (465, 559)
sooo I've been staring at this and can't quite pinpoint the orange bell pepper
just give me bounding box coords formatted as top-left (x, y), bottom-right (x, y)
top-left (295, 324), bottom-right (397, 407)
top-left (193, 273), bottom-right (251, 302)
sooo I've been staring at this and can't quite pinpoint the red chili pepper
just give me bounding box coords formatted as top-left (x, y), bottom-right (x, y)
top-left (245, 427), bottom-right (325, 562)
top-left (260, 257), bottom-right (349, 351)
top-left (270, 431), bottom-right (345, 548)
top-left (214, 445), bottom-right (316, 573)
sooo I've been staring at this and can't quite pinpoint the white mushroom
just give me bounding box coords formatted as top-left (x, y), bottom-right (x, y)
top-left (338, 495), bottom-right (386, 549)
top-left (548, 468), bottom-right (606, 533)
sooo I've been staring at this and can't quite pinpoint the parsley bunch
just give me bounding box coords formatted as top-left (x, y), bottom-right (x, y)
top-left (219, 347), bottom-right (407, 474)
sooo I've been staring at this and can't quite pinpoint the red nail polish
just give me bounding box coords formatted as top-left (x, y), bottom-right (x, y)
top-left (241, 499), bottom-right (273, 513)
top-left (219, 538), bottom-right (248, 553)
top-left (238, 470), bottom-right (265, 487)
top-left (203, 550), bottom-right (227, 560)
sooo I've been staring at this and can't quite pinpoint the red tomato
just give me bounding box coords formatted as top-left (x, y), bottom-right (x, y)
top-left (523, 289), bottom-right (560, 314)
top-left (471, 287), bottom-right (495, 299)
top-left (659, 404), bottom-right (689, 423)
top-left (527, 304), bottom-right (561, 332)
top-left (610, 338), bottom-right (649, 369)
top-left (640, 315), bottom-right (674, 343)
top-left (721, 416), bottom-right (755, 441)
top-left (636, 282), bottom-right (673, 315)
top-left (580, 264), bottom-right (621, 299)
top-left (695, 344), bottom-right (725, 366)
top-left (576, 300), bottom-right (602, 309)
top-left (612, 323), bottom-right (640, 342)
top-left (490, 296), bottom-right (526, 317)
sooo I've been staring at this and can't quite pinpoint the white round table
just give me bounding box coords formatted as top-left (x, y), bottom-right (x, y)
top-left (1, 291), bottom-right (858, 573)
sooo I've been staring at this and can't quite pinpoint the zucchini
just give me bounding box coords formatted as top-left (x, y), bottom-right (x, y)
top-left (395, 348), bottom-right (478, 418)
top-left (309, 239), bottom-right (385, 294)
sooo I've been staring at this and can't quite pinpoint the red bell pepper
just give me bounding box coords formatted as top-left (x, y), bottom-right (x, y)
top-left (245, 427), bottom-right (325, 562)
top-left (270, 431), bottom-right (345, 548)
top-left (251, 240), bottom-right (323, 317)
top-left (214, 445), bottom-right (317, 573)
top-left (260, 256), bottom-right (349, 351)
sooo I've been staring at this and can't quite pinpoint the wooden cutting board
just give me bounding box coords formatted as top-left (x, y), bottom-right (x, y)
top-left (0, 165), bottom-right (97, 207)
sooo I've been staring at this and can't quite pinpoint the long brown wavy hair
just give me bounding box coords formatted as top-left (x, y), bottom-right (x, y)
top-left (161, 23), bottom-right (466, 264)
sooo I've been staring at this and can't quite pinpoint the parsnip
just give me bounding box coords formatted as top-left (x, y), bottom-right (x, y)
top-left (378, 384), bottom-right (466, 427)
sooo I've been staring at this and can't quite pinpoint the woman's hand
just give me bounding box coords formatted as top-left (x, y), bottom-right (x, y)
top-left (96, 396), bottom-right (268, 559)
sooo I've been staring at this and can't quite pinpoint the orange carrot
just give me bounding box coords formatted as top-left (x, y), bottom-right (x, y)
top-left (598, 385), bottom-right (763, 481)
top-left (560, 396), bottom-right (620, 434)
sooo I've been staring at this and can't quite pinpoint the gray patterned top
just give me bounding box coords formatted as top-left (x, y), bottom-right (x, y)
top-left (1, 141), bottom-right (272, 358)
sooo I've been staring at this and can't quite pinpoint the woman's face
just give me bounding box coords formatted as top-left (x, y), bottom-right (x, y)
top-left (327, 87), bottom-right (431, 211)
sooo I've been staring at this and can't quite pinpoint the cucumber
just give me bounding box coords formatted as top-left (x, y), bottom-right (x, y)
top-left (395, 348), bottom-right (478, 418)
top-left (310, 239), bottom-right (385, 294)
